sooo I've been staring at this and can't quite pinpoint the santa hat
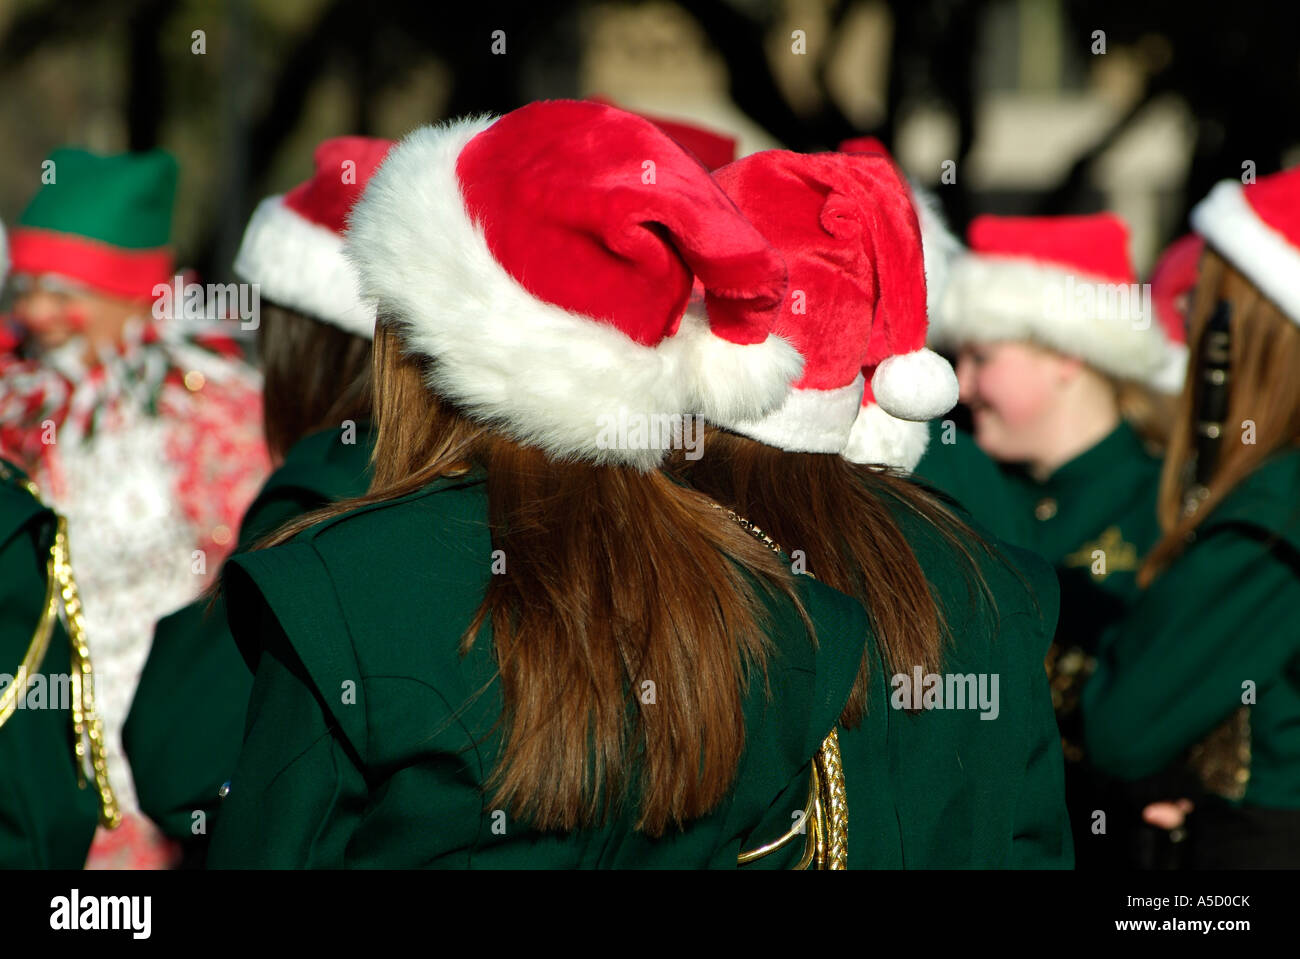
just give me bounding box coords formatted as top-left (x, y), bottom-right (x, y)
top-left (9, 148), bottom-right (177, 300)
top-left (838, 136), bottom-right (963, 469)
top-left (234, 136), bottom-right (394, 339)
top-left (590, 97), bottom-right (737, 171)
top-left (1191, 166), bottom-right (1300, 325)
top-left (344, 100), bottom-right (800, 469)
top-left (838, 137), bottom-right (963, 318)
top-left (1147, 233), bottom-right (1200, 392)
top-left (932, 213), bottom-right (1187, 392)
top-left (701, 149), bottom-right (957, 455)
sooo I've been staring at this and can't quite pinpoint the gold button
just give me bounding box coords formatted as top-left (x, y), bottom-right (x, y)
top-left (212, 524), bottom-right (232, 546)
top-left (184, 370), bottom-right (206, 392)
top-left (1034, 497), bottom-right (1058, 521)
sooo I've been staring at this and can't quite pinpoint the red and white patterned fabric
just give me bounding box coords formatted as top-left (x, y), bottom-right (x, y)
top-left (0, 310), bottom-right (269, 868)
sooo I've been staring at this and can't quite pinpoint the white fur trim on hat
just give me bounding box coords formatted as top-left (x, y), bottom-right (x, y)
top-left (345, 116), bottom-right (797, 470)
top-left (234, 196), bottom-right (375, 339)
top-left (723, 373), bottom-right (865, 454)
top-left (841, 401), bottom-right (930, 471)
top-left (676, 300), bottom-right (805, 423)
top-left (932, 253), bottom-right (1175, 388)
top-left (912, 184), bottom-right (962, 317)
top-left (1191, 179), bottom-right (1300, 326)
top-left (1149, 341), bottom-right (1189, 395)
top-left (872, 348), bottom-right (958, 420)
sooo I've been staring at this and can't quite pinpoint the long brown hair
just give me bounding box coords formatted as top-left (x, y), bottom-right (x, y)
top-left (257, 301), bottom-right (373, 460)
top-left (260, 321), bottom-right (812, 836)
top-left (1141, 248), bottom-right (1300, 585)
top-left (676, 428), bottom-right (997, 726)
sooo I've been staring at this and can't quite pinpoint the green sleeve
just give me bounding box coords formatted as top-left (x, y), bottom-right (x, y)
top-left (206, 558), bottom-right (367, 869)
top-left (1004, 550), bottom-right (1073, 868)
top-left (1083, 526), bottom-right (1300, 781)
top-left (125, 490), bottom-right (317, 841)
top-left (1009, 613), bottom-right (1074, 868)
top-left (124, 596), bottom-right (255, 841)
top-left (0, 517), bottom-right (98, 868)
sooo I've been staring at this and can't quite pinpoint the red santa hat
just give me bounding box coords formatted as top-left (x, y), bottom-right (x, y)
top-left (234, 136), bottom-right (394, 339)
top-left (1190, 166), bottom-right (1300, 325)
top-left (931, 213), bottom-right (1187, 392)
top-left (590, 97), bottom-right (737, 172)
top-left (838, 136), bottom-right (963, 469)
top-left (838, 137), bottom-right (963, 318)
top-left (700, 149), bottom-right (956, 455)
top-left (343, 100), bottom-right (800, 469)
top-left (1147, 232), bottom-right (1199, 390)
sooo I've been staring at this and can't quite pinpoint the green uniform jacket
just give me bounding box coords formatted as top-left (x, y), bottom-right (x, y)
top-left (0, 460), bottom-right (99, 868)
top-left (1000, 422), bottom-right (1163, 664)
top-left (847, 493), bottom-right (1072, 868)
top-left (1083, 447), bottom-right (1300, 810)
top-left (919, 422), bottom-right (1162, 735)
top-left (913, 419), bottom-right (1036, 551)
top-left (207, 469), bottom-right (871, 868)
top-left (124, 425), bottom-right (374, 843)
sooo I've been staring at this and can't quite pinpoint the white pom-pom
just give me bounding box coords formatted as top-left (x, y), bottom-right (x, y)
top-left (871, 348), bottom-right (959, 421)
top-left (841, 402), bottom-right (930, 471)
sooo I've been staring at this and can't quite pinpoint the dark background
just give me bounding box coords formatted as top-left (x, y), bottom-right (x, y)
top-left (3, 0), bottom-right (1297, 282)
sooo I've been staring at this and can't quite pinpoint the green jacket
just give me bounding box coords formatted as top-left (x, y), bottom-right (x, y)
top-left (207, 469), bottom-right (869, 868)
top-left (0, 460), bottom-right (99, 868)
top-left (913, 419), bottom-right (1036, 551)
top-left (856, 492), bottom-right (1072, 868)
top-left (918, 422), bottom-right (1162, 740)
top-left (1083, 446), bottom-right (1300, 810)
top-left (1000, 422), bottom-right (1163, 656)
top-left (124, 424), bottom-right (374, 844)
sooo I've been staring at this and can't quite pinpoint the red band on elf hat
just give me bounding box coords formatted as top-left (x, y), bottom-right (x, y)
top-left (344, 101), bottom-right (800, 468)
top-left (9, 227), bottom-right (172, 301)
top-left (1191, 166), bottom-right (1300, 325)
top-left (932, 212), bottom-right (1187, 393)
top-left (235, 136), bottom-right (394, 339)
top-left (703, 149), bottom-right (956, 455)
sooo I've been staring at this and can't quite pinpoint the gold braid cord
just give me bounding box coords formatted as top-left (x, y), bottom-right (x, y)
top-left (0, 515), bottom-right (59, 729)
top-left (720, 505), bottom-right (849, 869)
top-left (54, 516), bottom-right (121, 828)
top-left (3, 475), bottom-right (121, 828)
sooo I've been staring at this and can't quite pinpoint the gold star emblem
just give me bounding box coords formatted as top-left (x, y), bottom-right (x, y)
top-left (1063, 526), bottom-right (1139, 582)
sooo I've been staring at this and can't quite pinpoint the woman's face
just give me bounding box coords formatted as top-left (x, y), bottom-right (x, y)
top-left (955, 340), bottom-right (1073, 462)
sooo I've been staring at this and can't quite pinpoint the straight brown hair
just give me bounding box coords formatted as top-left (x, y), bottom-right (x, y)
top-left (258, 301), bottom-right (373, 461)
top-left (259, 321), bottom-right (813, 836)
top-left (1141, 248), bottom-right (1300, 585)
top-left (676, 428), bottom-right (997, 726)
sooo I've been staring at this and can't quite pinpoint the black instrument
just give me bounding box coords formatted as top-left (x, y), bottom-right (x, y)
top-left (1192, 301), bottom-right (1232, 491)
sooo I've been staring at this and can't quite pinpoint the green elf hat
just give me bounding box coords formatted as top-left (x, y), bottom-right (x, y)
top-left (9, 148), bottom-right (178, 300)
